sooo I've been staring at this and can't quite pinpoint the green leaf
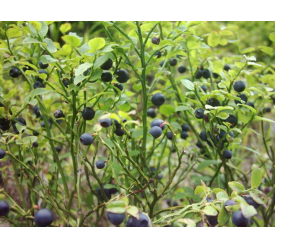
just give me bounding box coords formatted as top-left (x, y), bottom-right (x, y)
top-left (23, 37), bottom-right (41, 44)
top-left (94, 53), bottom-right (112, 69)
top-left (194, 186), bottom-right (205, 196)
top-left (218, 202), bottom-right (230, 226)
top-left (38, 21), bottom-right (48, 37)
top-left (177, 219), bottom-right (196, 227)
top-left (240, 203), bottom-right (257, 219)
top-left (181, 79), bottom-right (194, 90)
top-left (249, 190), bottom-right (267, 207)
top-left (88, 37), bottom-right (106, 53)
top-left (159, 104), bottom-right (175, 116)
top-left (238, 104), bottom-right (256, 114)
top-left (59, 23), bottom-right (72, 34)
top-left (40, 55), bottom-right (57, 64)
top-left (175, 106), bottom-right (191, 112)
top-left (62, 33), bottom-right (82, 47)
top-left (31, 88), bottom-right (50, 97)
top-left (106, 200), bottom-right (126, 214)
top-left (228, 181), bottom-right (245, 194)
top-left (208, 31), bottom-right (220, 47)
top-left (197, 160), bottom-right (220, 170)
top-left (216, 112), bottom-right (229, 120)
top-left (43, 38), bottom-right (57, 53)
top-left (269, 32), bottom-right (275, 42)
top-left (253, 116), bottom-right (275, 123)
top-left (73, 75), bottom-right (86, 86)
top-left (170, 122), bottom-right (182, 131)
top-left (129, 150), bottom-right (140, 157)
top-left (235, 62), bottom-right (246, 68)
top-left (258, 46), bottom-right (273, 56)
top-left (241, 47), bottom-right (255, 54)
top-left (126, 206), bottom-right (139, 219)
top-left (216, 192), bottom-right (228, 201)
top-left (7, 28), bottom-right (22, 38)
top-left (75, 63), bottom-right (93, 77)
top-left (203, 206), bottom-right (218, 216)
top-left (251, 165), bottom-right (263, 188)
top-left (89, 68), bottom-right (102, 82)
top-left (23, 136), bottom-right (37, 144)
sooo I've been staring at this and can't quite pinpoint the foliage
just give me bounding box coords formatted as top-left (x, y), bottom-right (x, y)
top-left (0, 21), bottom-right (275, 227)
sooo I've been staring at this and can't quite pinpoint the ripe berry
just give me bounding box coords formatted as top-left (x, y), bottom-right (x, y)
top-left (169, 58), bottom-right (177, 66)
top-left (235, 94), bottom-right (248, 104)
top-left (34, 208), bottom-right (54, 227)
top-left (149, 126), bottom-right (162, 139)
top-left (33, 81), bottom-right (45, 89)
top-left (151, 119), bottom-right (165, 130)
top-left (244, 195), bottom-right (260, 209)
top-left (55, 146), bottom-right (62, 153)
top-left (232, 210), bottom-right (249, 227)
top-left (264, 107), bottom-right (271, 113)
top-left (107, 212), bottom-right (125, 226)
top-left (38, 60), bottom-right (49, 69)
top-left (223, 150), bottom-right (232, 160)
top-left (151, 93), bottom-right (165, 106)
top-left (113, 119), bottom-right (122, 129)
top-left (219, 130), bottom-right (234, 141)
top-left (62, 78), bottom-right (70, 88)
top-left (96, 160), bottom-right (106, 169)
top-left (233, 81), bottom-right (246, 93)
top-left (0, 148), bottom-right (6, 159)
top-left (96, 186), bottom-right (112, 200)
top-left (151, 37), bottom-right (160, 45)
top-left (101, 71), bottom-right (113, 82)
top-left (225, 199), bottom-right (237, 207)
top-left (202, 69), bottom-right (211, 79)
top-left (113, 83), bottom-right (124, 93)
top-left (224, 114), bottom-right (238, 128)
top-left (38, 69), bottom-right (48, 75)
top-left (213, 73), bottom-right (219, 78)
top-left (195, 108), bottom-right (205, 119)
top-left (201, 85), bottom-right (207, 93)
top-left (166, 132), bottom-right (173, 140)
top-left (33, 131), bottom-right (39, 136)
top-left (206, 214), bottom-right (218, 227)
top-left (9, 67), bottom-right (20, 78)
top-left (115, 129), bottom-right (125, 136)
top-left (200, 130), bottom-right (208, 142)
top-left (33, 106), bottom-right (41, 118)
top-left (99, 118), bottom-right (112, 128)
top-left (196, 141), bottom-right (203, 148)
top-left (82, 107), bottom-right (95, 120)
top-left (147, 108), bottom-right (156, 118)
top-left (196, 70), bottom-right (203, 79)
top-left (83, 68), bottom-right (91, 76)
top-left (224, 64), bottom-right (231, 71)
top-left (126, 213), bottom-right (150, 227)
top-left (181, 124), bottom-right (190, 132)
top-left (32, 142), bottom-right (39, 148)
top-left (207, 98), bottom-right (220, 107)
top-left (53, 110), bottom-right (65, 119)
top-left (0, 201), bottom-right (10, 216)
top-left (154, 51), bottom-right (162, 58)
top-left (180, 131), bottom-right (188, 140)
top-left (101, 59), bottom-right (113, 70)
top-left (159, 60), bottom-right (167, 67)
top-left (246, 102), bottom-right (255, 108)
top-left (178, 65), bottom-right (186, 73)
top-left (116, 69), bottom-right (130, 83)
top-left (80, 133), bottom-right (93, 145)
top-left (12, 117), bottom-right (27, 134)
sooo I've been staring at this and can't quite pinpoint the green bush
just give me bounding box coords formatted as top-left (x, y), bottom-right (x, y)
top-left (0, 21), bottom-right (275, 227)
